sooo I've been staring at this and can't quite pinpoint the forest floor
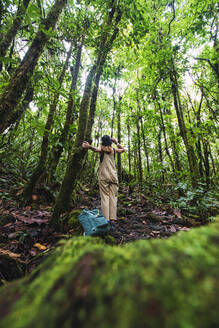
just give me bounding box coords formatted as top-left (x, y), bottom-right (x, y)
top-left (0, 172), bottom-right (216, 283)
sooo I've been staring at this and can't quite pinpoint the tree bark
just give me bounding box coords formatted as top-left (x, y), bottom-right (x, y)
top-left (48, 37), bottom-right (84, 181)
top-left (127, 119), bottom-right (131, 175)
top-left (22, 43), bottom-right (73, 202)
top-left (2, 83), bottom-right (34, 132)
top-left (157, 126), bottom-right (165, 183)
top-left (169, 65), bottom-right (199, 187)
top-left (51, 6), bottom-right (122, 229)
top-left (157, 101), bottom-right (175, 174)
top-left (136, 116), bottom-right (142, 184)
top-left (0, 0), bottom-right (67, 134)
top-left (140, 117), bottom-right (150, 177)
top-left (117, 101), bottom-right (122, 182)
top-left (51, 64), bottom-right (97, 227)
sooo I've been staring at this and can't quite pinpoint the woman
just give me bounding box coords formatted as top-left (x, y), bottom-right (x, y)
top-left (82, 135), bottom-right (125, 223)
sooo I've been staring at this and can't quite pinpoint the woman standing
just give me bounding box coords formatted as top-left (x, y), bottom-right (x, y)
top-left (82, 135), bottom-right (125, 223)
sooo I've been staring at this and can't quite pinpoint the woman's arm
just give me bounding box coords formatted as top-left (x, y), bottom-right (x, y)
top-left (82, 141), bottom-right (101, 152)
top-left (111, 138), bottom-right (125, 153)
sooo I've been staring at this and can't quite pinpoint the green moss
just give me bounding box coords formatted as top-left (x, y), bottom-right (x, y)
top-left (59, 209), bottom-right (83, 233)
top-left (67, 209), bottom-right (82, 229)
top-left (0, 217), bottom-right (219, 328)
top-left (103, 235), bottom-right (117, 245)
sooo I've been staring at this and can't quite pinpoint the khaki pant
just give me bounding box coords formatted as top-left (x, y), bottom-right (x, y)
top-left (99, 180), bottom-right (118, 220)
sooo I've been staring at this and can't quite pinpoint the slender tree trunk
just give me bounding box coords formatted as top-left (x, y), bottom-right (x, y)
top-left (157, 101), bottom-right (175, 173)
top-left (140, 117), bottom-right (150, 177)
top-left (157, 126), bottom-right (164, 183)
top-left (136, 117), bottom-right (142, 184)
top-left (209, 145), bottom-right (217, 176)
top-left (48, 37), bottom-right (84, 180)
top-left (169, 127), bottom-right (181, 173)
top-left (202, 140), bottom-right (210, 185)
top-left (127, 119), bottom-right (131, 175)
top-left (22, 43), bottom-right (73, 202)
top-left (117, 102), bottom-right (122, 182)
top-left (111, 78), bottom-right (116, 138)
top-left (0, 0), bottom-right (31, 71)
top-left (0, 0), bottom-right (67, 134)
top-left (169, 65), bottom-right (199, 187)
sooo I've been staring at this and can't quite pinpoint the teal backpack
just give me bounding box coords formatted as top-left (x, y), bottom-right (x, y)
top-left (78, 209), bottom-right (111, 236)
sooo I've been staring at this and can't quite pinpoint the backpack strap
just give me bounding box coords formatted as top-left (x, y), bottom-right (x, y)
top-left (100, 149), bottom-right (115, 163)
top-left (100, 150), bottom-right (104, 163)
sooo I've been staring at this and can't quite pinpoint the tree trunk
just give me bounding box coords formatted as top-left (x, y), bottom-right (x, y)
top-left (51, 6), bottom-right (122, 229)
top-left (48, 37), bottom-right (84, 181)
top-left (202, 140), bottom-right (210, 185)
top-left (22, 43), bottom-right (73, 202)
top-left (157, 101), bottom-right (175, 174)
top-left (3, 83), bottom-right (34, 132)
top-left (127, 119), bottom-right (131, 175)
top-left (111, 77), bottom-right (116, 138)
top-left (140, 117), bottom-right (150, 177)
top-left (51, 64), bottom-right (97, 227)
top-left (136, 116), bottom-right (142, 184)
top-left (0, 0), bottom-right (67, 134)
top-left (169, 66), bottom-right (199, 187)
top-left (0, 0), bottom-right (31, 71)
top-left (157, 126), bottom-right (164, 183)
top-left (117, 101), bottom-right (122, 182)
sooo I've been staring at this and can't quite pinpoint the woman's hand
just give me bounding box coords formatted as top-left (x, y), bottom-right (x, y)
top-left (111, 137), bottom-right (118, 144)
top-left (82, 141), bottom-right (90, 149)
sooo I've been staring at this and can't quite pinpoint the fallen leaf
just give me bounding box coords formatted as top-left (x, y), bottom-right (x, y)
top-left (152, 231), bottom-right (160, 234)
top-left (25, 206), bottom-right (31, 211)
top-left (32, 194), bottom-right (38, 201)
top-left (170, 225), bottom-right (177, 232)
top-left (142, 221), bottom-right (146, 224)
top-left (173, 209), bottom-right (182, 219)
top-left (12, 212), bottom-right (48, 225)
top-left (33, 243), bottom-right (47, 250)
top-left (0, 248), bottom-right (21, 258)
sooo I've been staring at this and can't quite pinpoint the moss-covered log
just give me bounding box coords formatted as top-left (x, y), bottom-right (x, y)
top-left (0, 219), bottom-right (219, 328)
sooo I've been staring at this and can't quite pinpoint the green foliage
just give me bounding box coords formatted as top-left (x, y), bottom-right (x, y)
top-left (169, 182), bottom-right (219, 216)
top-left (0, 0), bottom-right (218, 212)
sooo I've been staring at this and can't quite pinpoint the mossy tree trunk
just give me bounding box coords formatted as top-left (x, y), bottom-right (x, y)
top-left (22, 43), bottom-right (73, 203)
top-left (3, 83), bottom-right (34, 132)
top-left (51, 6), bottom-right (122, 229)
top-left (0, 0), bottom-right (31, 72)
top-left (47, 36), bottom-right (84, 181)
top-left (169, 64), bottom-right (200, 187)
top-left (50, 64), bottom-right (97, 228)
top-left (0, 219), bottom-right (219, 328)
top-left (0, 0), bottom-right (67, 134)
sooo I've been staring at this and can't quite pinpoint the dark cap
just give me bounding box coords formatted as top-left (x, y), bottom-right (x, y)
top-left (101, 135), bottom-right (112, 146)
